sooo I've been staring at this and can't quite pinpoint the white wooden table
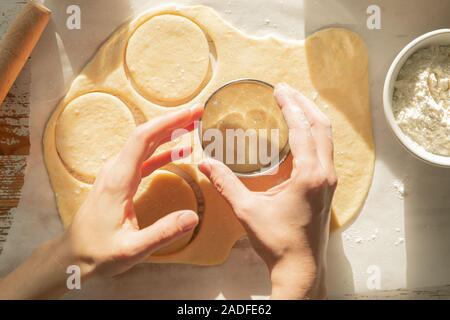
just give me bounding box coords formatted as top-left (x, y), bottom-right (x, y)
top-left (0, 0), bottom-right (449, 299)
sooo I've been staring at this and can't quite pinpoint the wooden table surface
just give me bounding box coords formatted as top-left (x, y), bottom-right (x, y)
top-left (0, 1), bottom-right (29, 256)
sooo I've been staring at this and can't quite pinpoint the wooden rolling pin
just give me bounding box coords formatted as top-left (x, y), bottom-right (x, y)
top-left (0, 1), bottom-right (51, 106)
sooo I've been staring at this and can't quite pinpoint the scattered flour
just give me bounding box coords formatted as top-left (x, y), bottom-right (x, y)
top-left (392, 179), bottom-right (406, 199)
top-left (343, 228), bottom-right (380, 245)
top-left (393, 46), bottom-right (450, 156)
top-left (394, 237), bottom-right (405, 246)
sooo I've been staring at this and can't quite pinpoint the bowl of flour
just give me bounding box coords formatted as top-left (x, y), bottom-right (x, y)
top-left (384, 29), bottom-right (450, 167)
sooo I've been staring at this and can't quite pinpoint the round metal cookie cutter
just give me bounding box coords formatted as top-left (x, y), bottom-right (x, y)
top-left (199, 78), bottom-right (291, 178)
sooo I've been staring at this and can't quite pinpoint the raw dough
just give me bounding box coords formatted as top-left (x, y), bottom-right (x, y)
top-left (134, 170), bottom-right (198, 255)
top-left (55, 92), bottom-right (136, 182)
top-left (305, 29), bottom-right (375, 228)
top-left (201, 81), bottom-right (289, 174)
top-left (125, 14), bottom-right (210, 106)
top-left (43, 5), bottom-right (375, 265)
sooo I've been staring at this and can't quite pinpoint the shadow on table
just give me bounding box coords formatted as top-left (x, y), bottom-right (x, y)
top-left (403, 160), bottom-right (450, 289)
top-left (326, 231), bottom-right (355, 297)
top-left (305, 0), bottom-right (450, 296)
top-left (65, 240), bottom-right (272, 300)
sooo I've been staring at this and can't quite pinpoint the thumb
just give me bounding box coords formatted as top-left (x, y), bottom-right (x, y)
top-left (133, 210), bottom-right (199, 255)
top-left (198, 158), bottom-right (252, 212)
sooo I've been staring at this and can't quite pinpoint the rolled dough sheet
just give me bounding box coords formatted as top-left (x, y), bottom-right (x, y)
top-left (43, 5), bottom-right (374, 265)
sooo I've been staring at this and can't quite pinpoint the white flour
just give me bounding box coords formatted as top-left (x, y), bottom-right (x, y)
top-left (393, 45), bottom-right (450, 156)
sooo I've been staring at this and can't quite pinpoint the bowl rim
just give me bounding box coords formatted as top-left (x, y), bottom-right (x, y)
top-left (383, 28), bottom-right (450, 168)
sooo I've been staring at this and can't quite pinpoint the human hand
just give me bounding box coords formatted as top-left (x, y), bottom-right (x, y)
top-left (199, 83), bottom-right (337, 299)
top-left (58, 104), bottom-right (204, 278)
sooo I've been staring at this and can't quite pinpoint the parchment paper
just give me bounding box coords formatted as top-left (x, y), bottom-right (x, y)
top-left (0, 0), bottom-right (449, 299)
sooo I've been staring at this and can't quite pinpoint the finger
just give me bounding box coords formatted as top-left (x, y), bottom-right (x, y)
top-left (133, 210), bottom-right (199, 255)
top-left (288, 85), bottom-right (335, 174)
top-left (109, 104), bottom-right (203, 191)
top-left (198, 158), bottom-right (252, 215)
top-left (141, 146), bottom-right (192, 178)
top-left (274, 83), bottom-right (318, 169)
top-left (157, 121), bottom-right (197, 146)
top-left (121, 104), bottom-right (203, 169)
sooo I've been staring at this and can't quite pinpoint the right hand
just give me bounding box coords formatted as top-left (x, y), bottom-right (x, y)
top-left (199, 83), bottom-right (337, 299)
top-left (62, 104), bottom-right (203, 279)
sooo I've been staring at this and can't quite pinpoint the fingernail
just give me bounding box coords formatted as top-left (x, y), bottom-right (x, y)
top-left (274, 85), bottom-right (293, 106)
top-left (275, 83), bottom-right (290, 96)
top-left (177, 211), bottom-right (199, 232)
top-left (199, 158), bottom-right (212, 173)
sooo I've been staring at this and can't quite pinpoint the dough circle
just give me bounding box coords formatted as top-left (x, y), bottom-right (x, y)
top-left (126, 14), bottom-right (210, 106)
top-left (201, 81), bottom-right (289, 173)
top-left (55, 92), bottom-right (136, 181)
top-left (134, 170), bottom-right (198, 256)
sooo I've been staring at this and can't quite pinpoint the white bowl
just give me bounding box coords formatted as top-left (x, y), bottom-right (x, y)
top-left (383, 29), bottom-right (450, 168)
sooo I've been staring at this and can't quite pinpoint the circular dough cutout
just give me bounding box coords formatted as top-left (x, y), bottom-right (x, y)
top-left (126, 14), bottom-right (210, 106)
top-left (134, 170), bottom-right (198, 256)
top-left (55, 92), bottom-right (136, 181)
